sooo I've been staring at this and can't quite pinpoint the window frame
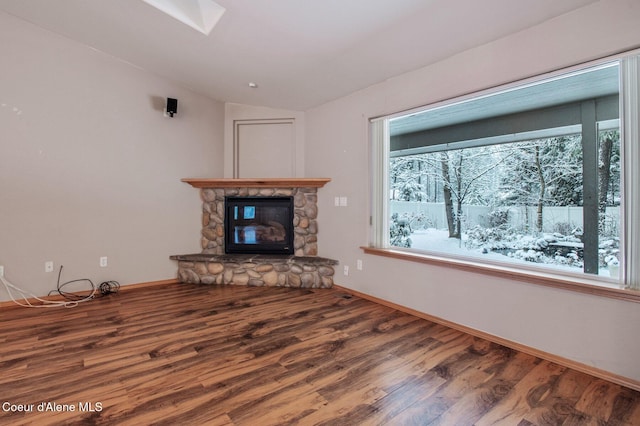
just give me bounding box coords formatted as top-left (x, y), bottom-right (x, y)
top-left (368, 51), bottom-right (640, 299)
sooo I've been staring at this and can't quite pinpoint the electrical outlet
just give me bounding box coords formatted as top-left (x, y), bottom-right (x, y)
top-left (0, 265), bottom-right (4, 277)
top-left (339, 196), bottom-right (348, 207)
top-left (343, 265), bottom-right (349, 276)
top-left (45, 261), bottom-right (54, 273)
top-left (334, 196), bottom-right (340, 207)
top-left (100, 257), bottom-right (108, 267)
top-left (356, 259), bottom-right (363, 270)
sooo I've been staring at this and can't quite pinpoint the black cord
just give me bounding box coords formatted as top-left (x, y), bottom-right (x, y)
top-left (47, 266), bottom-right (120, 300)
top-left (47, 265), bottom-right (95, 301)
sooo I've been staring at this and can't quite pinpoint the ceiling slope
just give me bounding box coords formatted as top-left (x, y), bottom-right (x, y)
top-left (0, 0), bottom-right (598, 110)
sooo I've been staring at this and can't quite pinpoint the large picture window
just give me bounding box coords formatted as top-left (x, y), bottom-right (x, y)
top-left (371, 54), bottom-right (640, 290)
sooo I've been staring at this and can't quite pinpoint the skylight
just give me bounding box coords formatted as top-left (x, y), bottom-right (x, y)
top-left (142, 0), bottom-right (225, 35)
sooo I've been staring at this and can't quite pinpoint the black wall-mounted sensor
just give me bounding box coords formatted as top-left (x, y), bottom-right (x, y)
top-left (166, 98), bottom-right (178, 117)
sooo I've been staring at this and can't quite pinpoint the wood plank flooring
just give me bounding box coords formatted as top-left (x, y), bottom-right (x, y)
top-left (1, 282), bottom-right (639, 425)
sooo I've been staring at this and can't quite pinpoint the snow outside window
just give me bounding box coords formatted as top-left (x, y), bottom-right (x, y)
top-left (371, 54), bottom-right (640, 290)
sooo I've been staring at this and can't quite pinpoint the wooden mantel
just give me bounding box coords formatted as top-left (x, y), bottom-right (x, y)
top-left (181, 178), bottom-right (331, 189)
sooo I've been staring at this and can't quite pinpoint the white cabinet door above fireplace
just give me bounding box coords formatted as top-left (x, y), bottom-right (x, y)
top-left (234, 119), bottom-right (296, 178)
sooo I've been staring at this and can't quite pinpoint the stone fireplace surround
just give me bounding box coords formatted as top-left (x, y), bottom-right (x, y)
top-left (171, 178), bottom-right (338, 288)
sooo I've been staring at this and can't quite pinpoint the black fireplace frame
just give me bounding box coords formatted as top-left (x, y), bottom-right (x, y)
top-left (224, 196), bottom-right (294, 255)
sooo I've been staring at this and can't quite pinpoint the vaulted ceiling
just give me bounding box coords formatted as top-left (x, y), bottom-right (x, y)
top-left (0, 0), bottom-right (599, 110)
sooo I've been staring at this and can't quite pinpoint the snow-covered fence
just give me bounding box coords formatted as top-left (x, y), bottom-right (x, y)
top-left (390, 201), bottom-right (620, 234)
top-left (389, 201), bottom-right (488, 229)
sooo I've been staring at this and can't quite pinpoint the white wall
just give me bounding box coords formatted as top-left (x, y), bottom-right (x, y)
top-left (0, 11), bottom-right (224, 300)
top-left (305, 0), bottom-right (640, 382)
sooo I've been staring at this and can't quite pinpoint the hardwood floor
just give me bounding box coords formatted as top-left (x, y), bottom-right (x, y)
top-left (1, 282), bottom-right (639, 425)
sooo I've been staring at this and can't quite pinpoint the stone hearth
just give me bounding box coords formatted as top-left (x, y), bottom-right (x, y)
top-left (171, 178), bottom-right (337, 288)
top-left (170, 254), bottom-right (338, 288)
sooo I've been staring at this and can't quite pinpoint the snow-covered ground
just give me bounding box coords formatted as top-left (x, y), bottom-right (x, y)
top-left (408, 228), bottom-right (618, 280)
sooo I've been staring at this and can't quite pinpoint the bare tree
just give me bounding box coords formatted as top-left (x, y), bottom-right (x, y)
top-left (535, 145), bottom-right (546, 232)
top-left (439, 147), bottom-right (513, 239)
top-left (440, 152), bottom-right (457, 238)
top-left (598, 132), bottom-right (615, 233)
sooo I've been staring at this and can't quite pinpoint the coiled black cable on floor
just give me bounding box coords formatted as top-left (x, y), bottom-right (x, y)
top-left (98, 280), bottom-right (120, 296)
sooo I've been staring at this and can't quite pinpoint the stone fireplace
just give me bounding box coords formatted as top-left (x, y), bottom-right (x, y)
top-left (199, 182), bottom-right (323, 256)
top-left (171, 178), bottom-right (338, 288)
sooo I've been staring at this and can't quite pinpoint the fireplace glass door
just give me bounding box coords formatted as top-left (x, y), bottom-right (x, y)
top-left (224, 196), bottom-right (294, 254)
